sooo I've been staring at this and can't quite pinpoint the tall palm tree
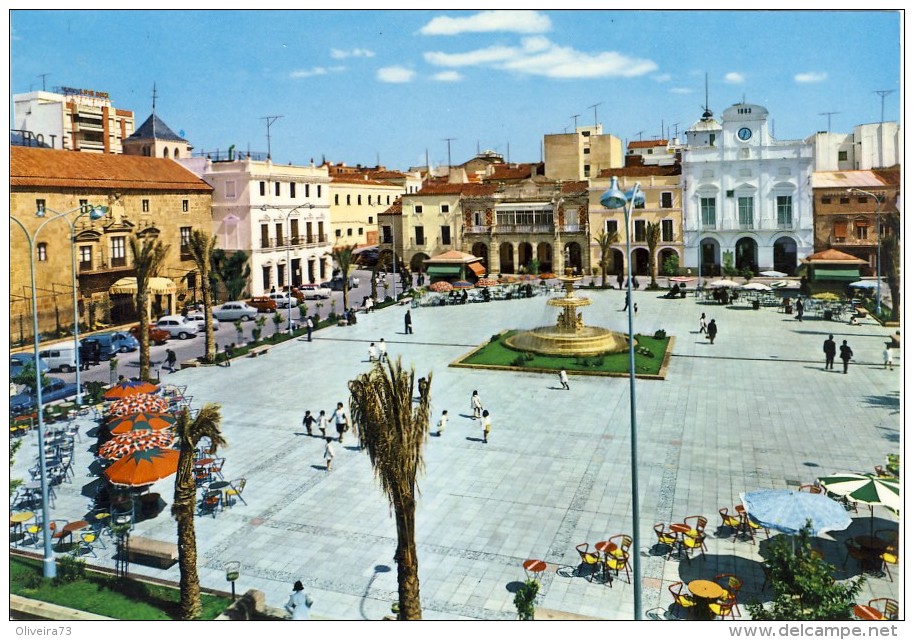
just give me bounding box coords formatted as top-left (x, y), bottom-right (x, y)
top-left (348, 358), bottom-right (431, 620)
top-left (880, 209), bottom-right (900, 322)
top-left (645, 221), bottom-right (661, 288)
top-left (171, 403), bottom-right (226, 620)
top-left (129, 236), bottom-right (170, 381)
top-left (211, 248), bottom-right (251, 301)
top-left (186, 229), bottom-right (218, 362)
top-left (332, 243), bottom-right (358, 313)
top-left (592, 230), bottom-right (618, 288)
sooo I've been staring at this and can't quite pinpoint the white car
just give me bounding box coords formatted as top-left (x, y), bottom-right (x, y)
top-left (212, 301), bottom-right (258, 322)
top-left (297, 284), bottom-right (332, 300)
top-left (155, 315), bottom-right (200, 339)
top-left (184, 312), bottom-right (220, 332)
top-left (268, 292), bottom-right (296, 308)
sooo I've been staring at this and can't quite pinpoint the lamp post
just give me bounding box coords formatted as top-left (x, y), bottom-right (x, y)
top-left (846, 188), bottom-right (882, 316)
top-left (600, 176), bottom-right (644, 620)
top-left (262, 203), bottom-right (314, 334)
top-left (10, 204), bottom-right (104, 579)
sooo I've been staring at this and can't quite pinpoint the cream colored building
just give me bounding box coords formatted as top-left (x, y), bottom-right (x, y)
top-left (544, 124), bottom-right (623, 181)
top-left (325, 164), bottom-right (411, 248)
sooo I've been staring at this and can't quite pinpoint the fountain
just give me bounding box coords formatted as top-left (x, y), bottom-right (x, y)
top-left (505, 268), bottom-right (633, 356)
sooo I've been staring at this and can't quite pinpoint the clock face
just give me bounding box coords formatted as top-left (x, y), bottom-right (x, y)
top-left (738, 127), bottom-right (752, 141)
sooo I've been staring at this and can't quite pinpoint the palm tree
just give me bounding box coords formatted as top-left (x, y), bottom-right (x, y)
top-left (211, 249), bottom-right (251, 302)
top-left (645, 221), bottom-right (661, 288)
top-left (171, 403), bottom-right (226, 620)
top-left (880, 209), bottom-right (900, 322)
top-left (592, 230), bottom-right (618, 288)
top-left (186, 229), bottom-right (218, 362)
top-left (129, 236), bottom-right (170, 381)
top-left (348, 358), bottom-right (432, 620)
top-left (332, 243), bottom-right (358, 313)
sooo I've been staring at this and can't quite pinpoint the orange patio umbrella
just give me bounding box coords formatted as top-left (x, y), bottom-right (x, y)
top-left (107, 411), bottom-right (175, 435)
top-left (104, 446), bottom-right (180, 487)
top-left (98, 430), bottom-right (176, 461)
top-left (103, 379), bottom-right (159, 400)
top-left (107, 393), bottom-right (169, 417)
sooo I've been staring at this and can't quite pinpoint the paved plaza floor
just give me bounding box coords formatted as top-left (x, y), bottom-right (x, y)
top-left (11, 286), bottom-right (901, 620)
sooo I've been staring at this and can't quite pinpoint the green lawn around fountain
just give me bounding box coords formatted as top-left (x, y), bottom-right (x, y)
top-left (453, 330), bottom-right (672, 379)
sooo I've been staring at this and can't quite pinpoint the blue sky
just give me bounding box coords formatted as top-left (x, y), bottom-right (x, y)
top-left (9, 8), bottom-right (902, 171)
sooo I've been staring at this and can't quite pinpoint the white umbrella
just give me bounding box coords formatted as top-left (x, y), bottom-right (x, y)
top-left (848, 280), bottom-right (878, 289)
top-left (707, 279), bottom-right (741, 288)
top-left (741, 282), bottom-right (772, 291)
top-left (760, 270), bottom-right (787, 278)
top-left (740, 489), bottom-right (852, 537)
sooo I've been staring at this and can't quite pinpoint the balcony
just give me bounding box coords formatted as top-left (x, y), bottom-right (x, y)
top-left (256, 235), bottom-right (330, 252)
top-left (464, 225), bottom-right (491, 235)
top-left (828, 235), bottom-right (876, 247)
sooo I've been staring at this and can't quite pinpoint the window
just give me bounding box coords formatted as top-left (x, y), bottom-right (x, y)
top-left (79, 245), bottom-right (92, 270)
top-left (111, 236), bottom-right (126, 267)
top-left (709, 133), bottom-right (716, 146)
top-left (36, 199), bottom-right (46, 213)
top-left (305, 184), bottom-right (310, 198)
top-left (776, 196), bottom-right (793, 226)
top-left (415, 204), bottom-right (423, 214)
top-left (821, 196), bottom-right (832, 204)
top-left (583, 147), bottom-right (591, 154)
top-left (700, 197), bottom-right (716, 227)
top-left (855, 221), bottom-right (869, 240)
top-left (840, 197), bottom-right (849, 204)
top-left (415, 226), bottom-right (425, 244)
top-left (182, 199), bottom-right (189, 212)
top-left (275, 223), bottom-right (284, 245)
top-left (634, 196), bottom-right (645, 209)
top-left (225, 181), bottom-right (236, 199)
top-left (633, 220), bottom-right (646, 242)
top-left (368, 216), bottom-right (374, 224)
top-left (358, 195), bottom-right (362, 205)
top-left (737, 196), bottom-right (753, 227)
top-left (660, 192), bottom-right (673, 209)
top-left (346, 195), bottom-right (351, 205)
top-left (857, 197), bottom-right (868, 204)
top-left (290, 183), bottom-right (296, 198)
top-left (79, 199), bottom-right (89, 213)
top-left (335, 229), bottom-right (342, 238)
top-left (661, 219), bottom-right (674, 242)
top-left (605, 220), bottom-right (618, 236)
top-left (259, 182), bottom-right (266, 196)
top-left (317, 185), bottom-right (321, 198)
top-left (583, 164), bottom-right (591, 178)
top-left (441, 204), bottom-right (449, 214)
top-left (441, 225), bottom-right (451, 244)
top-left (838, 150), bottom-right (848, 161)
top-left (334, 194), bottom-right (339, 205)
top-left (368, 195), bottom-right (372, 205)
top-left (387, 196), bottom-right (391, 204)
top-left (142, 199), bottom-right (150, 213)
top-left (357, 227), bottom-right (363, 236)
top-left (37, 242), bottom-right (48, 261)
top-left (180, 226), bottom-right (192, 248)
top-left (382, 225), bottom-right (393, 243)
top-left (275, 182), bottom-right (281, 197)
top-left (833, 221), bottom-right (847, 241)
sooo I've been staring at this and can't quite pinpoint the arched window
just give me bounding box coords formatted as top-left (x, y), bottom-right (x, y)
top-left (163, 147), bottom-right (170, 158)
top-left (173, 147), bottom-right (181, 158)
top-left (358, 195), bottom-right (362, 205)
top-left (37, 242), bottom-right (48, 261)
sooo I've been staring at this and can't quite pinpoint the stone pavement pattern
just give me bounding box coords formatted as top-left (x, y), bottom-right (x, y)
top-left (12, 288), bottom-right (900, 620)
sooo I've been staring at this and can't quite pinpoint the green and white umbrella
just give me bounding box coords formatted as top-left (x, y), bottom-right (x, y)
top-left (816, 473), bottom-right (900, 533)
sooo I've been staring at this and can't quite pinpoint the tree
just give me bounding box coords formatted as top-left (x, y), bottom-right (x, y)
top-left (746, 523), bottom-right (863, 621)
top-left (645, 221), bottom-right (661, 288)
top-left (171, 404), bottom-right (226, 620)
top-left (211, 249), bottom-right (251, 302)
top-left (348, 358), bottom-right (432, 620)
top-left (592, 230), bottom-right (618, 288)
top-left (661, 253), bottom-right (680, 278)
top-left (332, 243), bottom-right (358, 313)
top-left (185, 230), bottom-right (218, 363)
top-left (129, 236), bottom-right (170, 381)
top-left (514, 579), bottom-right (540, 620)
top-left (880, 208), bottom-right (900, 322)
top-left (12, 362), bottom-right (49, 395)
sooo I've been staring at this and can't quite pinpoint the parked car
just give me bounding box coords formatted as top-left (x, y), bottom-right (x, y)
top-left (130, 324), bottom-right (170, 345)
top-left (79, 335), bottom-right (118, 361)
top-left (268, 292), bottom-right (296, 309)
top-left (10, 377), bottom-right (82, 416)
top-left (102, 331), bottom-right (140, 353)
top-left (284, 287), bottom-right (306, 302)
top-left (321, 275), bottom-right (357, 291)
top-left (184, 312), bottom-right (220, 331)
top-left (155, 315), bottom-right (200, 339)
top-left (248, 297), bottom-right (278, 313)
top-left (10, 353), bottom-right (50, 378)
top-left (297, 284), bottom-right (332, 300)
top-left (212, 301), bottom-right (258, 322)
top-left (39, 346), bottom-right (78, 373)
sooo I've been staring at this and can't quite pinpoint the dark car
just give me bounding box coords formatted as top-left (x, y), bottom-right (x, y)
top-left (320, 276), bottom-right (357, 291)
top-left (10, 377), bottom-right (82, 416)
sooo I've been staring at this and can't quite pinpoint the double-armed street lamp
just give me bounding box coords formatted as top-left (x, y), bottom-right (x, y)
top-left (262, 203), bottom-right (315, 335)
top-left (10, 202), bottom-right (107, 579)
top-left (600, 176), bottom-right (645, 620)
top-left (846, 188), bottom-right (883, 316)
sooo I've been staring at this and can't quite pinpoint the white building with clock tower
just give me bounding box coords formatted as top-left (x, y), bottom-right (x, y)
top-left (681, 102), bottom-right (814, 278)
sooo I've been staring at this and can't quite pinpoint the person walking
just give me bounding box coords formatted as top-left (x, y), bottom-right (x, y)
top-left (317, 409), bottom-right (328, 438)
top-left (707, 319), bottom-right (718, 345)
top-left (883, 344), bottom-right (894, 371)
top-left (302, 410), bottom-right (315, 437)
top-left (622, 291), bottom-right (630, 311)
top-left (823, 334), bottom-right (836, 370)
top-left (331, 402), bottom-right (349, 443)
top-left (795, 298), bottom-right (804, 322)
top-left (378, 338), bottom-right (388, 362)
top-left (436, 410), bottom-right (448, 437)
top-left (839, 340), bottom-right (853, 374)
top-left (165, 348), bottom-right (177, 372)
top-left (306, 317), bottom-right (313, 342)
top-left (368, 342), bottom-right (378, 362)
top-left (404, 309), bottom-right (413, 334)
top-left (481, 409), bottom-right (491, 444)
top-left (323, 437), bottom-right (335, 472)
top-left (559, 369), bottom-right (570, 390)
top-left (633, 302), bottom-right (638, 315)
top-left (471, 390), bottom-right (483, 420)
top-left (699, 312), bottom-right (707, 334)
top-left (223, 343), bottom-right (233, 367)
top-left (285, 580), bottom-right (314, 620)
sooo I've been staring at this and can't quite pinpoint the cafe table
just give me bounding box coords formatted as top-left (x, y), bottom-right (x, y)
top-left (853, 604), bottom-right (886, 621)
top-left (10, 511), bottom-right (35, 545)
top-left (593, 541), bottom-right (619, 582)
top-left (523, 558), bottom-right (547, 582)
top-left (669, 523), bottom-right (690, 559)
top-left (60, 520), bottom-right (90, 547)
top-left (688, 579), bottom-right (726, 620)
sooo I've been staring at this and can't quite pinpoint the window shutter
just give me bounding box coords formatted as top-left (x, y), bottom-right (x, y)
top-left (833, 221), bottom-right (847, 236)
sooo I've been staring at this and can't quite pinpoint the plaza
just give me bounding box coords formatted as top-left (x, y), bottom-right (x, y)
top-left (11, 285), bottom-right (901, 620)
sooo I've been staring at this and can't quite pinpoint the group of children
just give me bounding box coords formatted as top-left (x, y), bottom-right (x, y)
top-left (302, 402), bottom-right (349, 472)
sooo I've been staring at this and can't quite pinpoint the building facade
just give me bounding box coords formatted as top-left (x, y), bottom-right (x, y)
top-left (809, 122), bottom-right (900, 172)
top-left (10, 146), bottom-right (213, 343)
top-left (544, 124), bottom-right (623, 181)
top-left (325, 163), bottom-right (413, 249)
top-left (13, 88), bottom-right (135, 154)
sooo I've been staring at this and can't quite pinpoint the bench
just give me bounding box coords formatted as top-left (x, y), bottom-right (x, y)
top-left (126, 535), bottom-right (178, 568)
top-left (248, 345), bottom-right (271, 358)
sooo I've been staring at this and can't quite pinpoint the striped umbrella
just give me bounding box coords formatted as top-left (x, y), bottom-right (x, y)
top-left (103, 379), bottom-right (159, 400)
top-left (817, 473), bottom-right (900, 533)
top-left (475, 277), bottom-right (500, 288)
top-left (107, 393), bottom-right (169, 417)
top-left (428, 281), bottom-right (453, 293)
top-left (107, 411), bottom-right (175, 435)
top-left (98, 430), bottom-right (176, 461)
top-left (104, 446), bottom-right (179, 487)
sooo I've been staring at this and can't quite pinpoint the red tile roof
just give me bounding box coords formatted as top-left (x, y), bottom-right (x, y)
top-left (379, 197), bottom-right (403, 216)
top-left (597, 163), bottom-right (681, 178)
top-left (11, 146), bottom-right (212, 192)
top-left (484, 164), bottom-right (533, 181)
top-left (803, 249), bottom-right (867, 264)
top-left (330, 174), bottom-right (399, 186)
top-left (628, 139), bottom-right (668, 149)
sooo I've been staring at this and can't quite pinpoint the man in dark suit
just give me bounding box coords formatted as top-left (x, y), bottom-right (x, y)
top-left (823, 334), bottom-right (836, 370)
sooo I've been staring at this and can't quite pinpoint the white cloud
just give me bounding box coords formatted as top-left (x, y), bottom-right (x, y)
top-left (330, 48), bottom-right (375, 59)
top-left (724, 72), bottom-right (745, 84)
top-left (653, 73), bottom-right (672, 83)
top-left (377, 66), bottom-right (416, 83)
top-left (420, 10), bottom-right (551, 35)
top-left (670, 87), bottom-right (693, 94)
top-left (432, 71), bottom-right (463, 82)
top-left (794, 71), bottom-right (827, 84)
top-left (290, 66), bottom-right (345, 79)
top-left (424, 37), bottom-right (656, 79)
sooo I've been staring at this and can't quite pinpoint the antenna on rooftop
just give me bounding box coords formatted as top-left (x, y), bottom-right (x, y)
top-left (818, 111), bottom-right (840, 133)
top-left (261, 115), bottom-right (283, 160)
top-left (587, 102), bottom-right (603, 127)
top-left (38, 73), bottom-right (50, 91)
top-left (672, 123), bottom-right (680, 139)
top-left (634, 130), bottom-right (644, 142)
top-left (443, 137), bottom-right (456, 167)
top-left (571, 114), bottom-right (580, 129)
top-left (873, 90), bottom-right (895, 122)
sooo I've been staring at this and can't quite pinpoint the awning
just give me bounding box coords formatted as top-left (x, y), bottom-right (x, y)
top-left (812, 268), bottom-right (861, 282)
top-left (426, 265), bottom-right (462, 277)
top-left (109, 277), bottom-right (177, 295)
top-left (467, 262), bottom-right (486, 277)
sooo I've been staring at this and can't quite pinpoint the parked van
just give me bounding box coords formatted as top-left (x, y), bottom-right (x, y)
top-left (80, 335), bottom-right (118, 361)
top-left (38, 346), bottom-right (78, 373)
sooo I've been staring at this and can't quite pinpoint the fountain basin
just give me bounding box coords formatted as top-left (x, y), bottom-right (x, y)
top-left (505, 325), bottom-right (634, 357)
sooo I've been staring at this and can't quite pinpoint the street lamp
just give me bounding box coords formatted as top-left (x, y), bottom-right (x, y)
top-left (261, 203), bottom-right (315, 335)
top-left (846, 188), bottom-right (883, 316)
top-left (600, 176), bottom-right (645, 620)
top-left (10, 203), bottom-right (105, 579)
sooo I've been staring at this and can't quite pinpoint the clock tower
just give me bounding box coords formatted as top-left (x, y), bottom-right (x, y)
top-left (722, 102), bottom-right (770, 147)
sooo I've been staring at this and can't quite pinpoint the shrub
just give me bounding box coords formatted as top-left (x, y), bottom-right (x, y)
top-left (490, 334), bottom-right (501, 343)
top-left (524, 352), bottom-right (535, 361)
top-left (56, 554), bottom-right (86, 584)
top-left (636, 347), bottom-right (654, 358)
top-left (653, 329), bottom-right (667, 339)
top-left (511, 356), bottom-right (526, 367)
top-left (514, 579), bottom-right (540, 621)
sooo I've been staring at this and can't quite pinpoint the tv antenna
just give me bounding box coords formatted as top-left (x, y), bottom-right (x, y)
top-left (38, 73), bottom-right (50, 91)
top-left (261, 115), bottom-right (283, 159)
top-left (587, 102), bottom-right (603, 127)
top-left (818, 111), bottom-right (840, 133)
top-left (570, 114), bottom-right (581, 130)
top-left (442, 137), bottom-right (456, 167)
top-left (873, 90), bottom-right (895, 122)
top-left (634, 130), bottom-right (644, 142)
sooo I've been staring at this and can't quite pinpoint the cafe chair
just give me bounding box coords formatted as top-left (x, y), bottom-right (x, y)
top-left (653, 523), bottom-right (676, 556)
top-left (574, 543), bottom-right (603, 582)
top-left (668, 581), bottom-right (696, 619)
top-left (719, 507), bottom-right (741, 539)
top-left (869, 598), bottom-right (898, 621)
top-left (200, 490), bottom-right (222, 517)
top-left (797, 483), bottom-right (823, 494)
top-left (209, 458), bottom-right (226, 481)
top-left (843, 538), bottom-right (868, 573)
top-left (709, 594), bottom-right (738, 620)
top-left (48, 519), bottom-right (70, 549)
top-left (605, 548), bottom-right (631, 583)
top-left (880, 544), bottom-right (898, 582)
top-left (715, 574), bottom-right (744, 617)
top-left (73, 531), bottom-right (98, 558)
top-left (607, 534), bottom-right (632, 561)
top-left (224, 478), bottom-right (247, 506)
top-left (682, 532), bottom-right (706, 564)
